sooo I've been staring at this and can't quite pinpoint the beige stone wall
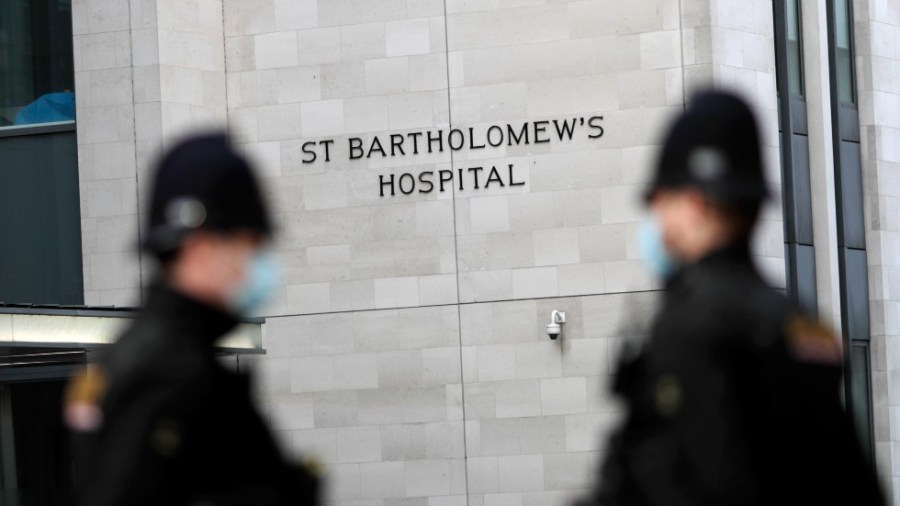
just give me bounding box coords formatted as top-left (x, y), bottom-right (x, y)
top-left (224, 0), bottom-right (783, 318)
top-left (73, 0), bottom-right (142, 306)
top-left (68, 0), bottom-right (900, 503)
top-left (855, 0), bottom-right (900, 498)
top-left (222, 1), bottom-right (782, 505)
top-left (682, 0), bottom-right (785, 282)
top-left (253, 292), bottom-right (655, 505)
top-left (74, 0), bottom-right (228, 307)
top-left (74, 0), bottom-right (785, 504)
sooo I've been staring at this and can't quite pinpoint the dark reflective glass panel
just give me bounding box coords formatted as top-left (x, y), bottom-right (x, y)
top-left (0, 132), bottom-right (83, 305)
top-left (850, 344), bottom-right (874, 462)
top-left (0, 0), bottom-right (75, 128)
top-left (0, 381), bottom-right (77, 505)
top-left (786, 0), bottom-right (803, 96)
top-left (834, 0), bottom-right (855, 104)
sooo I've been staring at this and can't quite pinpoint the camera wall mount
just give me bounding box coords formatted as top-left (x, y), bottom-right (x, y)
top-left (547, 310), bottom-right (566, 340)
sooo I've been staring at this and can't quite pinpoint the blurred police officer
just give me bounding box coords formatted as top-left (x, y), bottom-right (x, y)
top-left (66, 132), bottom-right (320, 505)
top-left (582, 90), bottom-right (883, 506)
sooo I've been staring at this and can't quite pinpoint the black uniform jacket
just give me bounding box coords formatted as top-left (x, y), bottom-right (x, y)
top-left (75, 282), bottom-right (317, 506)
top-left (592, 241), bottom-right (883, 506)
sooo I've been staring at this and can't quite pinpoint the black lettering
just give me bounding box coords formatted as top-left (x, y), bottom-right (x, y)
top-left (390, 134), bottom-right (405, 156)
top-left (507, 123), bottom-right (529, 145)
top-left (487, 125), bottom-right (504, 147)
top-left (349, 138), bottom-right (364, 160)
top-left (379, 174), bottom-right (395, 197)
top-left (418, 171), bottom-right (434, 193)
top-left (427, 130), bottom-right (444, 153)
top-left (588, 116), bottom-right (604, 139)
top-left (438, 170), bottom-right (453, 192)
top-left (553, 118), bottom-right (577, 141)
top-left (367, 137), bottom-right (386, 158)
top-left (321, 139), bottom-right (334, 162)
top-left (467, 167), bottom-right (484, 190)
top-left (458, 168), bottom-right (464, 191)
top-left (469, 127), bottom-right (486, 149)
top-left (301, 141), bottom-right (317, 163)
top-left (448, 129), bottom-right (465, 150)
top-left (508, 164), bottom-right (525, 186)
top-left (485, 166), bottom-right (505, 188)
top-left (533, 120), bottom-right (550, 143)
top-left (399, 173), bottom-right (415, 195)
top-left (408, 132), bottom-right (422, 154)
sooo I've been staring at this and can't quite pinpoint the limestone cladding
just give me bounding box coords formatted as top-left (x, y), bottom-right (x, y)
top-left (253, 292), bottom-right (656, 505)
top-left (223, 2), bottom-right (782, 504)
top-left (74, 0), bottom-right (141, 306)
top-left (854, 0), bottom-right (900, 497)
top-left (75, 0), bottom-right (229, 307)
top-left (223, 0), bottom-right (781, 319)
top-left (72, 0), bottom-right (791, 504)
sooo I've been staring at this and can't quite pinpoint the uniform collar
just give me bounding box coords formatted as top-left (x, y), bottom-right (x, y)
top-left (666, 237), bottom-right (754, 289)
top-left (693, 237), bottom-right (752, 267)
top-left (142, 279), bottom-right (240, 347)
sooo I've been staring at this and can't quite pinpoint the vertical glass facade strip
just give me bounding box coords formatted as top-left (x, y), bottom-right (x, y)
top-left (773, 0), bottom-right (817, 313)
top-left (851, 343), bottom-right (874, 462)
top-left (786, 0), bottom-right (804, 97)
top-left (834, 0), bottom-right (856, 104)
top-left (826, 0), bottom-right (875, 462)
top-left (0, 0), bottom-right (75, 128)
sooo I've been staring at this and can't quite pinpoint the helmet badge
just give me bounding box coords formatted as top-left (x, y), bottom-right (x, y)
top-left (687, 147), bottom-right (729, 182)
top-left (165, 197), bottom-right (207, 230)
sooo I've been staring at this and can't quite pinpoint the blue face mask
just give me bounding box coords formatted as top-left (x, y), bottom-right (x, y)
top-left (228, 251), bottom-right (280, 316)
top-left (638, 219), bottom-right (678, 279)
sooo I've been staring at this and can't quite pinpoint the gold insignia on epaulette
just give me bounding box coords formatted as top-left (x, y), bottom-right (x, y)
top-left (64, 365), bottom-right (107, 432)
top-left (301, 456), bottom-right (325, 477)
top-left (785, 314), bottom-right (842, 365)
top-left (655, 374), bottom-right (682, 417)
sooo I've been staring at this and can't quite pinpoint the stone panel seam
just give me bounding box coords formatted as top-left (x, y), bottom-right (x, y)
top-left (127, 0), bottom-right (145, 305)
top-left (220, 0), bottom-right (231, 118)
top-left (264, 289), bottom-right (662, 320)
top-left (678, 0), bottom-right (687, 110)
top-left (441, 0), bottom-right (471, 501)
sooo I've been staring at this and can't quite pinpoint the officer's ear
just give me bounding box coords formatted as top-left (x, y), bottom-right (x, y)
top-left (170, 229), bottom-right (225, 269)
top-left (710, 200), bottom-right (760, 238)
top-left (684, 188), bottom-right (738, 226)
top-left (228, 229), bottom-right (267, 250)
top-left (678, 187), bottom-right (715, 224)
top-left (151, 227), bottom-right (214, 273)
top-left (154, 248), bottom-right (180, 271)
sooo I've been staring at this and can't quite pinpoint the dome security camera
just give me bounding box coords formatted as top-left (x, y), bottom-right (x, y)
top-left (547, 322), bottom-right (561, 339)
top-left (547, 310), bottom-right (566, 340)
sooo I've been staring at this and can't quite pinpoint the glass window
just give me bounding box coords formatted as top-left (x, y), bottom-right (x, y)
top-left (0, 131), bottom-right (83, 305)
top-left (0, 0), bottom-right (75, 128)
top-left (786, 0), bottom-right (803, 96)
top-left (0, 380), bottom-right (78, 505)
top-left (850, 344), bottom-right (873, 463)
top-left (834, 0), bottom-right (855, 104)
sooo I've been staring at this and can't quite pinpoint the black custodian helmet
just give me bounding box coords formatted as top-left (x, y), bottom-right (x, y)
top-left (646, 89), bottom-right (769, 208)
top-left (143, 132), bottom-right (272, 257)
